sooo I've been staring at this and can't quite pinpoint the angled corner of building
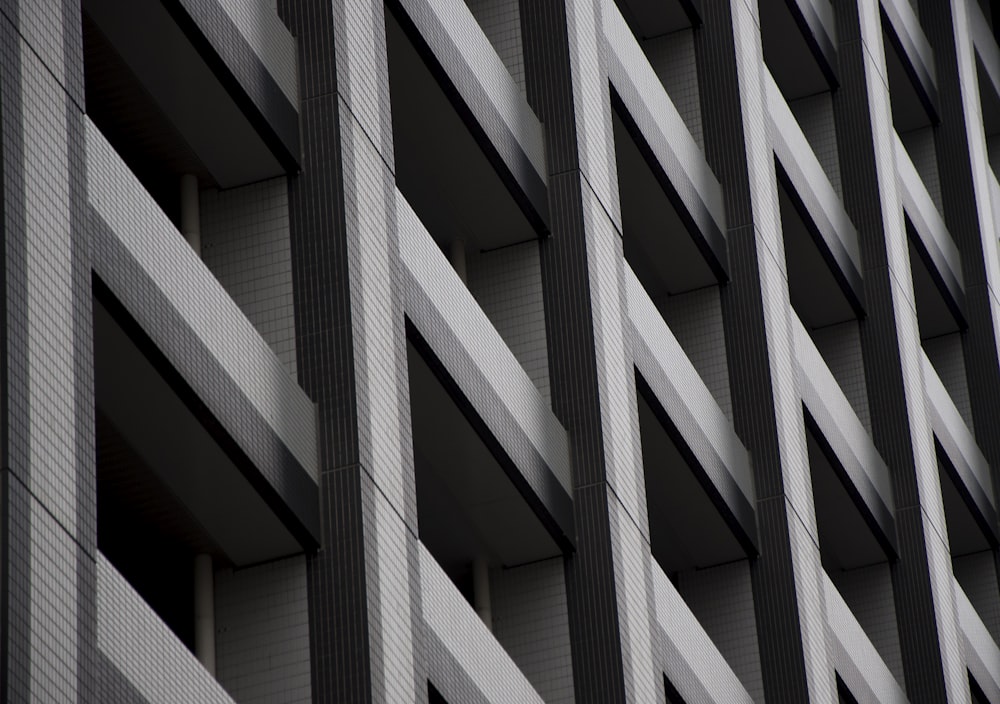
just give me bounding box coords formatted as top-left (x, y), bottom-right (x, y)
top-left (5, 0), bottom-right (1000, 702)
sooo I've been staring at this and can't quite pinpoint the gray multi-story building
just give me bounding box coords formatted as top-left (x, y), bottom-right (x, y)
top-left (4, 0), bottom-right (1000, 701)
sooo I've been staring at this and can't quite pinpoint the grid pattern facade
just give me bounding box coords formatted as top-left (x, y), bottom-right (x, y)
top-left (7, 0), bottom-right (1000, 702)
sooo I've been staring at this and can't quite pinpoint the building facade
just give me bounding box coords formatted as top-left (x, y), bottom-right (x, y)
top-left (3, 0), bottom-right (1000, 701)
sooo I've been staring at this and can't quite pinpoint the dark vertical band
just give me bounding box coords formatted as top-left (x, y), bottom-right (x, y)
top-left (832, 1), bottom-right (952, 700)
top-left (918, 0), bottom-right (1000, 662)
top-left (65, 0), bottom-right (98, 695)
top-left (694, 2), bottom-right (814, 700)
top-left (917, 0), bottom-right (1000, 517)
top-left (521, 3), bottom-right (627, 701)
top-left (0, 7), bottom-right (29, 701)
top-left (278, 0), bottom-right (372, 703)
top-left (277, 2), bottom-right (374, 702)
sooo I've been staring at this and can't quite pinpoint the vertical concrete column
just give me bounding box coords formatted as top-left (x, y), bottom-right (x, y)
top-left (832, 0), bottom-right (968, 700)
top-left (918, 0), bottom-right (1000, 609)
top-left (693, 0), bottom-right (835, 701)
top-left (472, 556), bottom-right (492, 631)
top-left (449, 238), bottom-right (468, 284)
top-left (522, 0), bottom-right (657, 701)
top-left (194, 553), bottom-right (216, 676)
top-left (181, 174), bottom-right (202, 256)
top-left (278, 0), bottom-right (424, 701)
top-left (0, 1), bottom-right (96, 701)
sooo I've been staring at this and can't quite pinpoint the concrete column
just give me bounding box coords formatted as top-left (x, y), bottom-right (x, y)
top-left (449, 238), bottom-right (467, 284)
top-left (194, 553), bottom-right (216, 676)
top-left (180, 174), bottom-right (201, 256)
top-left (472, 556), bottom-right (492, 631)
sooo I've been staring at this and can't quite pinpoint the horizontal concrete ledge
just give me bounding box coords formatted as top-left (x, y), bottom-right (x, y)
top-left (92, 276), bottom-right (319, 556)
top-left (164, 0), bottom-right (301, 172)
top-left (208, 0), bottom-right (297, 105)
top-left (824, 573), bottom-right (908, 703)
top-left (922, 353), bottom-right (998, 544)
top-left (604, 0), bottom-right (729, 282)
top-left (419, 544), bottom-right (545, 704)
top-left (85, 122), bottom-right (316, 476)
top-left (98, 555), bottom-right (236, 704)
top-left (880, 0), bottom-right (940, 122)
top-left (971, 0), bottom-right (1000, 109)
top-left (787, 0), bottom-right (839, 87)
top-left (625, 266), bottom-right (757, 555)
top-left (956, 576), bottom-right (1000, 701)
top-left (991, 173), bottom-right (1000, 242)
top-left (85, 121), bottom-right (320, 549)
top-left (792, 315), bottom-right (897, 558)
top-left (388, 0), bottom-right (549, 234)
top-left (894, 132), bottom-right (967, 327)
top-left (766, 69), bottom-right (864, 316)
top-left (651, 564), bottom-right (754, 704)
top-left (398, 191), bottom-right (574, 550)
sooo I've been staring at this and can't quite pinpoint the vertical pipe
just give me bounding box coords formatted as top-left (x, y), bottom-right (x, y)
top-left (472, 556), bottom-right (492, 632)
top-left (449, 238), bottom-right (467, 284)
top-left (180, 174), bottom-right (201, 256)
top-left (194, 554), bottom-right (216, 676)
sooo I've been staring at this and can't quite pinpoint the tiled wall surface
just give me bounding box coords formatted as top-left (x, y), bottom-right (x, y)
top-left (830, 563), bottom-right (905, 686)
top-left (651, 565), bottom-right (754, 704)
top-left (900, 126), bottom-right (944, 213)
top-left (85, 122), bottom-right (318, 481)
top-left (1, 1), bottom-right (93, 701)
top-left (489, 558), bottom-right (575, 704)
top-left (97, 556), bottom-right (235, 704)
top-left (953, 551), bottom-right (1000, 646)
top-left (9, 0), bottom-right (1000, 701)
top-left (811, 320), bottom-right (872, 434)
top-left (398, 191), bottom-right (572, 495)
top-left (215, 556), bottom-right (312, 703)
top-left (212, 0), bottom-right (298, 104)
top-left (656, 286), bottom-right (733, 423)
top-left (462, 0), bottom-right (525, 95)
top-left (201, 177), bottom-right (298, 378)
top-left (788, 91), bottom-right (843, 198)
top-left (419, 544), bottom-right (546, 704)
top-left (467, 241), bottom-right (551, 404)
top-left (923, 332), bottom-right (974, 430)
top-left (824, 573), bottom-right (909, 703)
top-left (641, 29), bottom-right (704, 152)
top-left (677, 561), bottom-right (763, 702)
